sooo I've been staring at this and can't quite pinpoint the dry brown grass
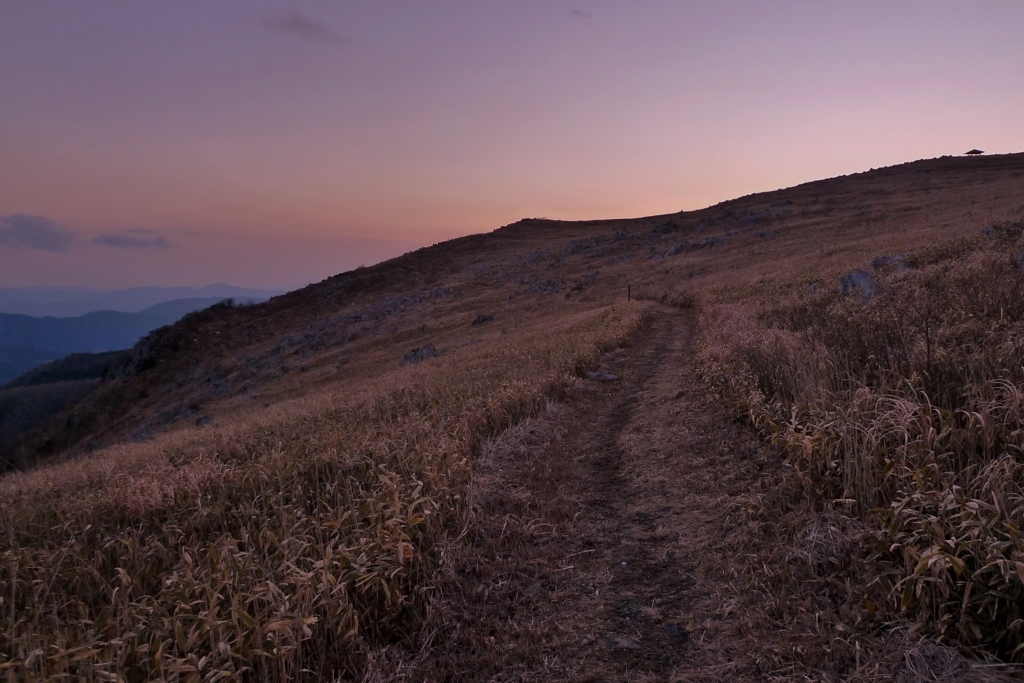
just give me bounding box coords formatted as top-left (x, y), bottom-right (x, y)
top-left (0, 305), bottom-right (643, 681)
top-left (697, 222), bottom-right (1024, 664)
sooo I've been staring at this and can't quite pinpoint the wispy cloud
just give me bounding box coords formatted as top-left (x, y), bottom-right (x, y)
top-left (92, 230), bottom-right (173, 249)
top-left (263, 9), bottom-right (345, 45)
top-left (568, 8), bottom-right (592, 20)
top-left (0, 215), bottom-right (176, 252)
top-left (0, 214), bottom-right (76, 252)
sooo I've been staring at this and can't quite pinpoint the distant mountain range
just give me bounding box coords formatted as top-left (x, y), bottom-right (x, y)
top-left (0, 296), bottom-right (270, 385)
top-left (0, 284), bottom-right (285, 318)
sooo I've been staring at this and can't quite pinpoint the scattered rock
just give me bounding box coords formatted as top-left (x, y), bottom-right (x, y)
top-left (195, 416), bottom-right (213, 427)
top-left (742, 209), bottom-right (766, 225)
top-left (662, 242), bottom-right (688, 257)
top-left (572, 271), bottom-right (600, 291)
top-left (698, 237), bottom-right (723, 249)
top-left (530, 278), bottom-right (562, 295)
top-left (838, 270), bottom-right (876, 300)
top-left (471, 314), bottom-right (494, 326)
top-left (808, 282), bottom-right (820, 294)
top-left (871, 254), bottom-right (909, 272)
top-left (400, 343), bottom-right (439, 367)
top-left (601, 634), bottom-right (641, 650)
top-left (563, 236), bottom-right (605, 256)
top-left (585, 371), bottom-right (619, 382)
top-left (981, 223), bottom-right (1024, 241)
top-left (1017, 252), bottom-right (1024, 270)
top-left (755, 229), bottom-right (775, 239)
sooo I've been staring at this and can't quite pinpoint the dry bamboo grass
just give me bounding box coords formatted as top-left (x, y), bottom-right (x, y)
top-left (697, 222), bottom-right (1024, 662)
top-left (0, 304), bottom-right (643, 681)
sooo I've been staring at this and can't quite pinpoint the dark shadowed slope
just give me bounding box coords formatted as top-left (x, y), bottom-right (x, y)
top-left (3, 350), bottom-right (130, 389)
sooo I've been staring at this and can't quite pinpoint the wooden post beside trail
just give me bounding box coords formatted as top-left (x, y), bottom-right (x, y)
top-left (627, 285), bottom-right (631, 301)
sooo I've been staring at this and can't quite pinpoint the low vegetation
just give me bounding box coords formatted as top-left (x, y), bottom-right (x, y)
top-left (698, 223), bottom-right (1024, 661)
top-left (0, 305), bottom-right (642, 680)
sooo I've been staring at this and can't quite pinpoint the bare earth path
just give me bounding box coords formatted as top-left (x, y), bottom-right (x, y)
top-left (418, 308), bottom-right (787, 682)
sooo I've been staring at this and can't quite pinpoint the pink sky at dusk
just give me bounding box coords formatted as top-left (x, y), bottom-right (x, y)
top-left (1, 1), bottom-right (1022, 290)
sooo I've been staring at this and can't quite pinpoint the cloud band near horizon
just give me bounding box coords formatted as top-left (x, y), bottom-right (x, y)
top-left (92, 231), bottom-right (173, 249)
top-left (0, 214), bottom-right (75, 252)
top-left (0, 214), bottom-right (173, 251)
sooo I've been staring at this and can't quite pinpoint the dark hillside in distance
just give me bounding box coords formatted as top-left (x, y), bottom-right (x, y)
top-left (0, 297), bottom-right (233, 384)
top-left (0, 381), bottom-right (100, 455)
top-left (0, 352), bottom-right (130, 464)
top-left (4, 350), bottom-right (130, 389)
top-left (0, 284), bottom-right (284, 317)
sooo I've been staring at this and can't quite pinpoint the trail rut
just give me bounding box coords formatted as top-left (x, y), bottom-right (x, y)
top-left (419, 308), bottom-right (785, 681)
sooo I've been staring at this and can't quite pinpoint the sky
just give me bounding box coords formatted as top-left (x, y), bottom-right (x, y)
top-left (1, 1), bottom-right (1022, 290)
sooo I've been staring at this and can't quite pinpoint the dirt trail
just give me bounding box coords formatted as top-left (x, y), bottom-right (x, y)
top-left (420, 308), bottom-right (783, 682)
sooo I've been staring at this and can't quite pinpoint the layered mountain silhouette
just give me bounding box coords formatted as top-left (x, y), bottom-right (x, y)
top-left (0, 298), bottom-right (246, 385)
top-left (0, 284), bottom-right (283, 318)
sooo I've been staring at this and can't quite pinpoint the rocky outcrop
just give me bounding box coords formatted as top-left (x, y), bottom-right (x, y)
top-left (839, 270), bottom-right (876, 300)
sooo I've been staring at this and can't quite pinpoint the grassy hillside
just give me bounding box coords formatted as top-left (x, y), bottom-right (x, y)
top-left (3, 153), bottom-right (1024, 679)
top-left (0, 305), bottom-right (641, 680)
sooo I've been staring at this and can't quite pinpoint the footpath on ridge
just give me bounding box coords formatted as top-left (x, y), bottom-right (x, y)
top-left (418, 308), bottom-right (789, 682)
